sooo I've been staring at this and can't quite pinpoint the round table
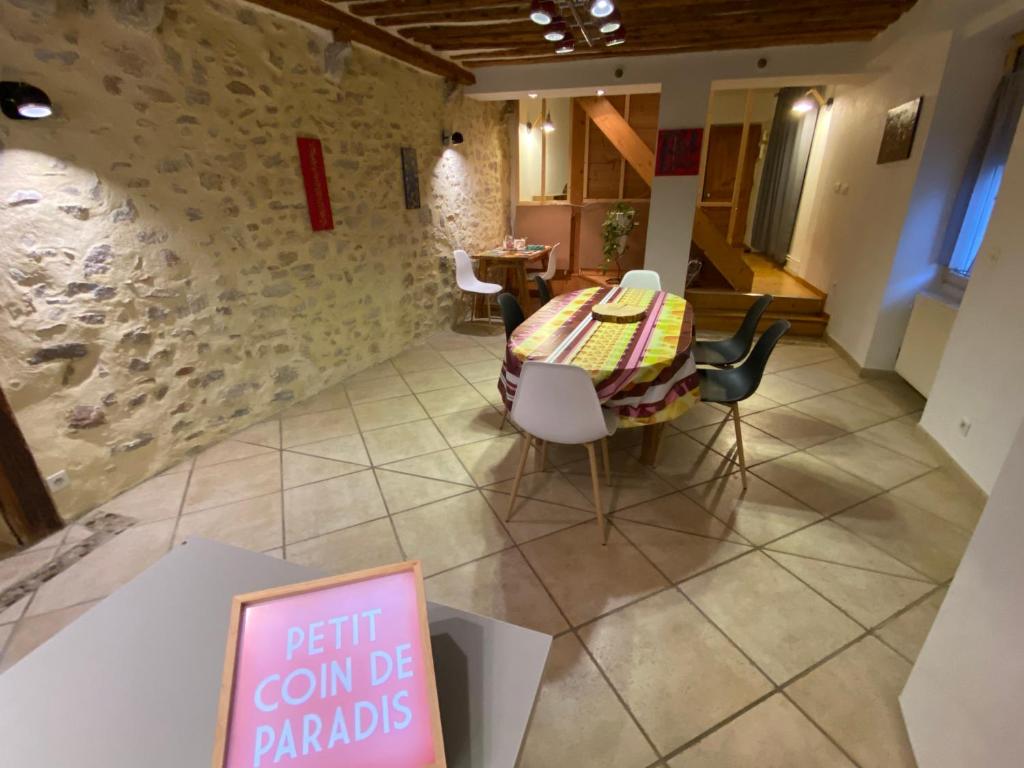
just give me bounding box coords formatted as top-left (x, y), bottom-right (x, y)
top-left (498, 285), bottom-right (700, 464)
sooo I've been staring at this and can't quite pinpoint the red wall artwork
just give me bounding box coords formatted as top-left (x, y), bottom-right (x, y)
top-left (655, 128), bottom-right (704, 177)
top-left (296, 136), bottom-right (334, 231)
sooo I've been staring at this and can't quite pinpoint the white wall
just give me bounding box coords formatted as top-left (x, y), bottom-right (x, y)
top-left (900, 418), bottom-right (1024, 765)
top-left (787, 91), bottom-right (835, 284)
top-left (921, 112), bottom-right (1024, 493)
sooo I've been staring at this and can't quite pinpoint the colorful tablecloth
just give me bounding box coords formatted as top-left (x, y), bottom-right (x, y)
top-left (499, 286), bottom-right (700, 427)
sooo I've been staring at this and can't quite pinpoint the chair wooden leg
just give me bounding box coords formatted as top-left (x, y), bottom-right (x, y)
top-left (499, 410), bottom-right (507, 431)
top-left (535, 439), bottom-right (548, 472)
top-left (600, 437), bottom-right (612, 486)
top-left (485, 293), bottom-right (491, 324)
top-left (506, 434), bottom-right (533, 522)
top-left (586, 442), bottom-right (608, 545)
top-left (730, 403), bottom-right (748, 489)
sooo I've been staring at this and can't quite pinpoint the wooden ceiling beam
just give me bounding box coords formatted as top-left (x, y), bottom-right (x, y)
top-left (372, 5), bottom-right (529, 27)
top-left (347, 0), bottom-right (521, 16)
top-left (241, 0), bottom-right (476, 84)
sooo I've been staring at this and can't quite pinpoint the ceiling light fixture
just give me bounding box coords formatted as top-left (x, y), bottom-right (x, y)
top-left (605, 29), bottom-right (626, 47)
top-left (529, 0), bottom-right (556, 25)
top-left (544, 17), bottom-right (568, 42)
top-left (442, 130), bottom-right (464, 146)
top-left (555, 38), bottom-right (576, 54)
top-left (599, 8), bottom-right (622, 33)
top-left (0, 81), bottom-right (53, 120)
top-left (597, 89), bottom-right (606, 96)
top-left (589, 0), bottom-right (615, 19)
top-left (542, 113), bottom-right (555, 133)
top-left (528, 92), bottom-right (539, 99)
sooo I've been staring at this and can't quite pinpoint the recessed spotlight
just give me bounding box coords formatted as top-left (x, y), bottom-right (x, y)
top-left (599, 8), bottom-right (621, 33)
top-left (0, 81), bottom-right (53, 120)
top-left (590, 0), bottom-right (615, 19)
top-left (544, 17), bottom-right (568, 42)
top-left (555, 38), bottom-right (576, 54)
top-left (528, 92), bottom-right (539, 99)
top-left (605, 29), bottom-right (626, 47)
top-left (529, 0), bottom-right (556, 25)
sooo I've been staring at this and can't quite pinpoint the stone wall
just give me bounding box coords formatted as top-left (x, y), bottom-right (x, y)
top-left (0, 0), bottom-right (512, 519)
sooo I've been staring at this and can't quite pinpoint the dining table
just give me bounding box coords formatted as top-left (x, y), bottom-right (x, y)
top-left (498, 285), bottom-right (701, 465)
top-left (474, 245), bottom-right (552, 311)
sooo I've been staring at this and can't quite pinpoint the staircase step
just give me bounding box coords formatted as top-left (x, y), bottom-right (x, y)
top-left (695, 309), bottom-right (830, 338)
top-left (686, 289), bottom-right (826, 316)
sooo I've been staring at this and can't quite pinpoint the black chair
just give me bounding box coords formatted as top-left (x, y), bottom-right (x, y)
top-left (693, 294), bottom-right (774, 367)
top-left (533, 275), bottom-right (553, 305)
top-left (497, 292), bottom-right (525, 341)
top-left (699, 319), bottom-right (791, 488)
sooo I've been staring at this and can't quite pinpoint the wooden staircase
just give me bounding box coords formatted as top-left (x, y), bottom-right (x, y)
top-left (686, 288), bottom-right (830, 337)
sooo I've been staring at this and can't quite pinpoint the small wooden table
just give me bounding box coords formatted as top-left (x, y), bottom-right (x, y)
top-left (475, 246), bottom-right (551, 310)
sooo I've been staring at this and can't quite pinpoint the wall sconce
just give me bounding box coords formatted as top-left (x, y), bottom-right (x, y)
top-left (442, 130), bottom-right (464, 146)
top-left (0, 81), bottom-right (53, 120)
top-left (792, 88), bottom-right (833, 115)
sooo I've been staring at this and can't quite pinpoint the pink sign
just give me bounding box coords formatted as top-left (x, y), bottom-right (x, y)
top-left (213, 562), bottom-right (445, 768)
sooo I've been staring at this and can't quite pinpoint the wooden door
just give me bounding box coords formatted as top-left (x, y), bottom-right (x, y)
top-left (701, 124), bottom-right (744, 203)
top-left (0, 385), bottom-right (62, 548)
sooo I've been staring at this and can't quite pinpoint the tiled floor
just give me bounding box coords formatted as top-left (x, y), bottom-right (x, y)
top-left (0, 326), bottom-right (986, 767)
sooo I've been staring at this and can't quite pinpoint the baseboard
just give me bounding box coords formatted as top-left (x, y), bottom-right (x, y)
top-left (823, 332), bottom-right (904, 382)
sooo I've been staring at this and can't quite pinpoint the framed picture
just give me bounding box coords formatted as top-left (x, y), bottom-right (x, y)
top-left (877, 97), bottom-right (923, 164)
top-left (401, 147), bottom-right (421, 209)
top-left (212, 561), bottom-right (446, 768)
top-left (655, 128), bottom-right (704, 176)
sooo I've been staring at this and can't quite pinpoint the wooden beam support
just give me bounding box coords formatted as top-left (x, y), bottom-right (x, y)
top-left (577, 97), bottom-right (655, 187)
top-left (242, 0), bottom-right (475, 84)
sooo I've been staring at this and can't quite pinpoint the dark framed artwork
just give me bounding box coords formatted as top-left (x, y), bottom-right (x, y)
top-left (655, 128), bottom-right (704, 176)
top-left (400, 146), bottom-right (421, 209)
top-left (877, 97), bottom-right (923, 164)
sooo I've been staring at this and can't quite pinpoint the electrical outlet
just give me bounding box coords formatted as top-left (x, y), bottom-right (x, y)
top-left (958, 419), bottom-right (972, 437)
top-left (47, 470), bottom-right (70, 492)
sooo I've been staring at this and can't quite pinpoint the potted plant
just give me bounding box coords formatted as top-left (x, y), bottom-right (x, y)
top-left (601, 202), bottom-right (638, 283)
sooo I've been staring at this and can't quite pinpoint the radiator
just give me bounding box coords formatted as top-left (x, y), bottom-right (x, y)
top-left (895, 291), bottom-right (959, 397)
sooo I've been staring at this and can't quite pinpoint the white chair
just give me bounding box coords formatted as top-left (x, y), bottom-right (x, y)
top-left (454, 249), bottom-right (502, 322)
top-left (528, 242), bottom-right (559, 282)
top-left (620, 269), bottom-right (662, 291)
top-left (506, 361), bottom-right (617, 544)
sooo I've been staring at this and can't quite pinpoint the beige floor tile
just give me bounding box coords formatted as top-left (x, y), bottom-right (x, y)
top-left (282, 383), bottom-right (349, 417)
top-left (362, 420), bottom-right (448, 465)
top-left (755, 374), bottom-right (824, 405)
top-left (834, 494), bottom-right (970, 581)
top-left (390, 347), bottom-right (450, 374)
top-left (376, 470), bottom-right (473, 513)
top-left (286, 434), bottom-right (370, 466)
top-left (668, 694), bottom-right (855, 768)
top-left (380, 449), bottom-right (474, 486)
top-left (787, 637), bottom-right (916, 768)
top-left (481, 490), bottom-right (594, 543)
top-left (0, 623), bottom-right (12, 654)
top-left (403, 366), bottom-right (465, 394)
top-left (352, 394), bottom-right (428, 432)
top-left (768, 552), bottom-right (933, 627)
top-left (176, 493), bottom-right (283, 552)
top-left (521, 524), bottom-right (668, 625)
top-left (788, 393), bottom-right (890, 432)
top-left (343, 360), bottom-right (399, 383)
top-left (230, 419), bottom-right (282, 449)
top-left (581, 589), bottom-right (772, 753)
top-left (765, 344), bottom-right (837, 373)
top-left (615, 492), bottom-right (745, 542)
top-left (432, 405), bottom-right (516, 447)
top-left (282, 452), bottom-right (364, 489)
top-left (616, 520), bottom-right (752, 582)
top-left (808, 434), bottom-right (930, 490)
top-left (487, 469), bottom-right (593, 510)
top-left (280, 407), bottom-right (358, 448)
top-left (744, 406), bottom-right (846, 449)
top-left (262, 547), bottom-right (284, 559)
top-left (857, 416), bottom-right (945, 467)
top-left (28, 520), bottom-right (176, 616)
top-left (0, 595), bottom-right (32, 626)
top-left (426, 332), bottom-right (486, 352)
top-left (876, 588), bottom-right (946, 661)
top-left (454, 434), bottom-right (536, 486)
top-left (765, 520), bottom-right (924, 579)
top-left (158, 457), bottom-right (194, 476)
top-left (0, 548), bottom-right (55, 593)
top-left (455, 357), bottom-right (503, 383)
top-left (91, 472), bottom-right (189, 523)
top-left (426, 549), bottom-right (568, 634)
top-left (751, 452), bottom-right (882, 516)
top-left (195, 439), bottom-right (277, 468)
top-left (470, 380), bottom-right (504, 405)
top-left (182, 452), bottom-right (281, 513)
top-left (833, 380), bottom-right (925, 418)
top-left (392, 492), bottom-right (512, 576)
top-left (670, 401), bottom-right (732, 431)
top-left (889, 468), bottom-right (986, 532)
top-left (683, 552), bottom-right (862, 683)
top-left (776, 361), bottom-right (859, 393)
top-left (344, 375), bottom-right (412, 405)
top-left (517, 634), bottom-right (658, 768)
top-left (283, 470), bottom-right (387, 543)
top-left (415, 384), bottom-right (489, 417)
top-left (1, 601), bottom-right (98, 673)
top-left (562, 451), bottom-right (677, 512)
top-left (690, 421), bottom-right (797, 466)
top-left (440, 345), bottom-right (495, 366)
top-left (286, 519), bottom-right (404, 575)
top-left (684, 474), bottom-right (820, 546)
top-left (731, 393), bottom-right (783, 417)
top-left (642, 432), bottom-right (738, 490)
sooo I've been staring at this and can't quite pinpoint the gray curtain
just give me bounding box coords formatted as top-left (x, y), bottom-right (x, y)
top-left (751, 87), bottom-right (821, 265)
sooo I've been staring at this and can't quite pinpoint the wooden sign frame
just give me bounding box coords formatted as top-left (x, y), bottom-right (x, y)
top-left (212, 561), bottom-right (446, 768)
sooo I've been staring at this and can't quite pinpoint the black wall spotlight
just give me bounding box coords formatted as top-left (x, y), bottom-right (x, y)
top-left (0, 81), bottom-right (53, 120)
top-left (442, 130), bottom-right (464, 146)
